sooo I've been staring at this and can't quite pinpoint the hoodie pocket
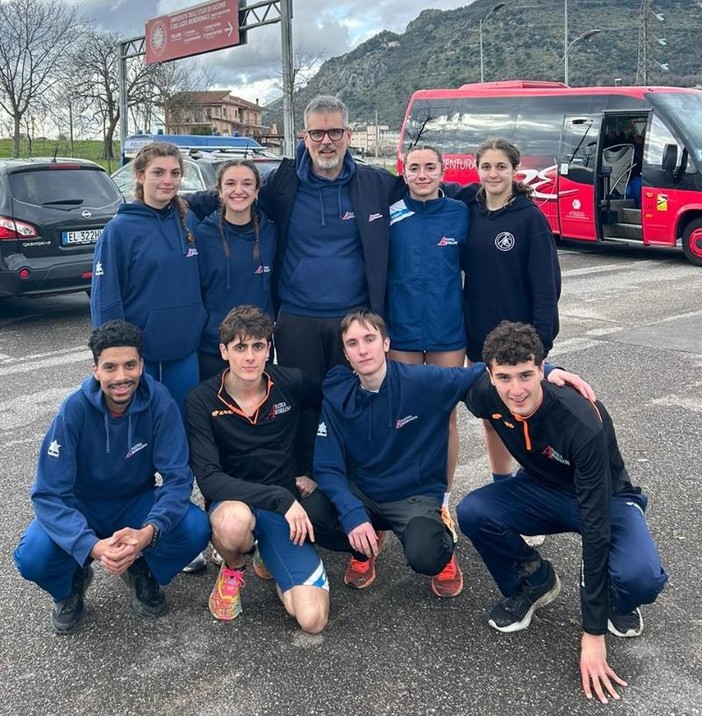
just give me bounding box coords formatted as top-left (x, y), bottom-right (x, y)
top-left (287, 257), bottom-right (366, 311)
top-left (143, 303), bottom-right (206, 361)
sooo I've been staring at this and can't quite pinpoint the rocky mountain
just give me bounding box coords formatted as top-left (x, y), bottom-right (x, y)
top-left (264, 0), bottom-right (702, 130)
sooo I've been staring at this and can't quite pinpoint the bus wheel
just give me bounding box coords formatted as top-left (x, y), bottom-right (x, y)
top-left (682, 219), bottom-right (702, 266)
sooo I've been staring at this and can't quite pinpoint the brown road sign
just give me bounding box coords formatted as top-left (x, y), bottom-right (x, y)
top-left (145, 0), bottom-right (240, 64)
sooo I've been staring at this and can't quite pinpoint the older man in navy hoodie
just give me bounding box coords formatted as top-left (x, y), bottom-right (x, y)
top-left (14, 321), bottom-right (210, 634)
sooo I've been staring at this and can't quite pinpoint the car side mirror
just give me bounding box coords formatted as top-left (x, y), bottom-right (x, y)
top-left (662, 143), bottom-right (678, 171)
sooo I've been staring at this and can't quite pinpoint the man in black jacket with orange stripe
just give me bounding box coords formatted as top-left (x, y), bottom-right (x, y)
top-left (456, 321), bottom-right (667, 705)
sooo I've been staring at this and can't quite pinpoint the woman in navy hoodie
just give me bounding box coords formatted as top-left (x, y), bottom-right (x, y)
top-left (91, 142), bottom-right (206, 419)
top-left (195, 159), bottom-right (277, 380)
top-left (385, 145), bottom-right (469, 598)
top-left (457, 137), bottom-right (561, 483)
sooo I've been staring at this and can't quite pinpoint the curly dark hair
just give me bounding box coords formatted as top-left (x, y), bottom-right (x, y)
top-left (482, 321), bottom-right (544, 367)
top-left (219, 304), bottom-right (273, 346)
top-left (88, 320), bottom-right (143, 362)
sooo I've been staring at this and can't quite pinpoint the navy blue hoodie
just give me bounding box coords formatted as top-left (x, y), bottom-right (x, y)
top-left (276, 143), bottom-right (369, 316)
top-left (457, 185), bottom-right (561, 362)
top-left (195, 209), bottom-right (277, 355)
top-left (91, 201), bottom-right (206, 362)
top-left (387, 192), bottom-right (468, 351)
top-left (314, 360), bottom-right (486, 533)
top-left (30, 372), bottom-right (198, 567)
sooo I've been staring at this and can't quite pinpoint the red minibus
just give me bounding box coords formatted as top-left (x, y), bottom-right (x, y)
top-left (398, 80), bottom-right (702, 265)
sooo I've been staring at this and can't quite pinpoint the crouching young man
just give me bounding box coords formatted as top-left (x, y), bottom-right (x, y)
top-left (313, 309), bottom-right (590, 598)
top-left (186, 306), bottom-right (341, 634)
top-left (456, 321), bottom-right (668, 704)
top-left (14, 321), bottom-right (211, 634)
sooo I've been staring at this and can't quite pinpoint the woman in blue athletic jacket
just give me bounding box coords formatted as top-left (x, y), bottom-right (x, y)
top-left (90, 142), bottom-right (206, 419)
top-left (195, 160), bottom-right (277, 380)
top-left (456, 137), bottom-right (561, 482)
top-left (385, 144), bottom-right (469, 598)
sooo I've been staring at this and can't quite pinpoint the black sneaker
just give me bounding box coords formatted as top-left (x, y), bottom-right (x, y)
top-left (608, 606), bottom-right (643, 637)
top-left (488, 560), bottom-right (561, 632)
top-left (51, 565), bottom-right (94, 635)
top-left (121, 558), bottom-right (167, 618)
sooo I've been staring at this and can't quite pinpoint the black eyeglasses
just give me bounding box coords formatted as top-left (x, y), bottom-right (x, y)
top-left (305, 128), bottom-right (347, 142)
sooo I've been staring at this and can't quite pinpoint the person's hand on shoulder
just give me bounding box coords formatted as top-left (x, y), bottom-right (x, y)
top-left (547, 368), bottom-right (596, 402)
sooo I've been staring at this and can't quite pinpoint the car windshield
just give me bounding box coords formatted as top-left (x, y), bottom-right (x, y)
top-left (9, 167), bottom-right (121, 206)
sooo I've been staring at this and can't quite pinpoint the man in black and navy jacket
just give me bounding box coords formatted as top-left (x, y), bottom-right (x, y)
top-left (456, 320), bottom-right (667, 705)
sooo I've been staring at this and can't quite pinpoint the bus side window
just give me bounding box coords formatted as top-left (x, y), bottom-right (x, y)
top-left (644, 114), bottom-right (694, 174)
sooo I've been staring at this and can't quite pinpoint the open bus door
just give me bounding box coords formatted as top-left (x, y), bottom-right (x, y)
top-left (556, 115), bottom-right (602, 242)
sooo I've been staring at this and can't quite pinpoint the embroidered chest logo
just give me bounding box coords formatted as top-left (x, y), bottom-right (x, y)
top-left (495, 232), bottom-right (516, 251)
top-left (186, 247), bottom-right (198, 258)
top-left (395, 415), bottom-right (418, 429)
top-left (211, 409), bottom-right (234, 417)
top-left (368, 212), bottom-right (383, 222)
top-left (437, 236), bottom-right (458, 246)
top-left (94, 262), bottom-right (104, 277)
top-left (542, 445), bottom-right (570, 465)
top-left (266, 402), bottom-right (291, 419)
top-left (317, 421), bottom-right (327, 437)
top-left (254, 265), bottom-right (271, 274)
top-left (341, 211), bottom-right (356, 221)
top-left (125, 442), bottom-right (148, 459)
top-left (48, 440), bottom-right (61, 458)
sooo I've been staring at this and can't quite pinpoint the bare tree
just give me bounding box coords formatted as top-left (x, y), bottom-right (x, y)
top-left (0, 0), bottom-right (81, 157)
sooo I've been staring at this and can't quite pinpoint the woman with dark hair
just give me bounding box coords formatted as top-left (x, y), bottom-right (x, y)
top-left (457, 137), bottom-right (561, 488)
top-left (194, 160), bottom-right (277, 380)
top-left (384, 144), bottom-right (469, 599)
top-left (90, 142), bottom-right (206, 419)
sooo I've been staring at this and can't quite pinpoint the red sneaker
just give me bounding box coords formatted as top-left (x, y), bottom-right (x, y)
top-left (431, 553), bottom-right (464, 598)
top-left (344, 530), bottom-right (387, 589)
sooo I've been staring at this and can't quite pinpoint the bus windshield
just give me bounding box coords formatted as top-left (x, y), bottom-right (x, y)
top-left (648, 91), bottom-right (702, 166)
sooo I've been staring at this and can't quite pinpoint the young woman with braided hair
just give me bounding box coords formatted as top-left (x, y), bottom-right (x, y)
top-left (91, 142), bottom-right (206, 419)
top-left (195, 160), bottom-right (277, 380)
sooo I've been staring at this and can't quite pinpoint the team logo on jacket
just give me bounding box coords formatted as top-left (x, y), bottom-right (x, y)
top-left (125, 441), bottom-right (148, 459)
top-left (495, 232), bottom-right (515, 251)
top-left (317, 421), bottom-right (327, 437)
top-left (266, 402), bottom-right (291, 419)
top-left (368, 212), bottom-right (383, 222)
top-left (186, 247), bottom-right (198, 258)
top-left (542, 445), bottom-right (570, 465)
top-left (47, 440), bottom-right (61, 458)
top-left (341, 211), bottom-right (356, 221)
top-left (255, 265), bottom-right (271, 274)
top-left (395, 415), bottom-right (418, 429)
top-left (437, 236), bottom-right (458, 246)
top-left (211, 409), bottom-right (234, 417)
top-left (94, 262), bottom-right (104, 277)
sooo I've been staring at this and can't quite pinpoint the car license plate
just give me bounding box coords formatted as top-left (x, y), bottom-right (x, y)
top-left (61, 228), bottom-right (103, 246)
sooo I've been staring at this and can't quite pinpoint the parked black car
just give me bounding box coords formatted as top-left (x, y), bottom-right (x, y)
top-left (0, 158), bottom-right (123, 298)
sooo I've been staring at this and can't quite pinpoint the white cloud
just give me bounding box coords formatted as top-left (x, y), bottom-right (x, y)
top-left (77, 0), bottom-right (474, 102)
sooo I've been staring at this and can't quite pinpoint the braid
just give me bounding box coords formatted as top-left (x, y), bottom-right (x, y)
top-left (175, 196), bottom-right (195, 244)
top-left (252, 203), bottom-right (260, 262)
top-left (219, 202), bottom-right (230, 258)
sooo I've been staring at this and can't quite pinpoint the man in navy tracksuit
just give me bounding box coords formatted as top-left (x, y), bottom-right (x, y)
top-left (456, 321), bottom-right (667, 704)
top-left (187, 96), bottom-right (404, 467)
top-left (313, 309), bottom-right (586, 595)
top-left (14, 321), bottom-right (210, 634)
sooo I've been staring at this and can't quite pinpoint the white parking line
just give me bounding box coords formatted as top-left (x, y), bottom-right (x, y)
top-left (0, 348), bottom-right (91, 376)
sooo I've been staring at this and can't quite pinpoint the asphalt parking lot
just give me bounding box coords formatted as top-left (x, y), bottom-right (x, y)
top-left (1, 244), bottom-right (701, 716)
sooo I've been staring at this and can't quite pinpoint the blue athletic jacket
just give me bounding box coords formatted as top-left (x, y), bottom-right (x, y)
top-left (314, 360), bottom-right (486, 533)
top-left (387, 192), bottom-right (468, 351)
top-left (30, 373), bottom-right (197, 567)
top-left (195, 209), bottom-right (277, 355)
top-left (90, 201), bottom-right (206, 362)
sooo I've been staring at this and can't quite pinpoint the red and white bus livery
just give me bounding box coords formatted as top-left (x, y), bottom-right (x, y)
top-left (399, 80), bottom-right (702, 266)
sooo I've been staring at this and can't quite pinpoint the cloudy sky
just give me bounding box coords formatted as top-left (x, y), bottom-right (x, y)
top-left (79, 0), bottom-right (474, 103)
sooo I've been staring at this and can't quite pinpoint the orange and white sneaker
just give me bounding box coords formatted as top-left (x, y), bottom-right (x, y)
top-left (252, 546), bottom-right (273, 581)
top-left (343, 530), bottom-right (387, 589)
top-left (440, 505), bottom-right (459, 544)
top-left (431, 552), bottom-right (464, 598)
top-left (209, 563), bottom-right (246, 620)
